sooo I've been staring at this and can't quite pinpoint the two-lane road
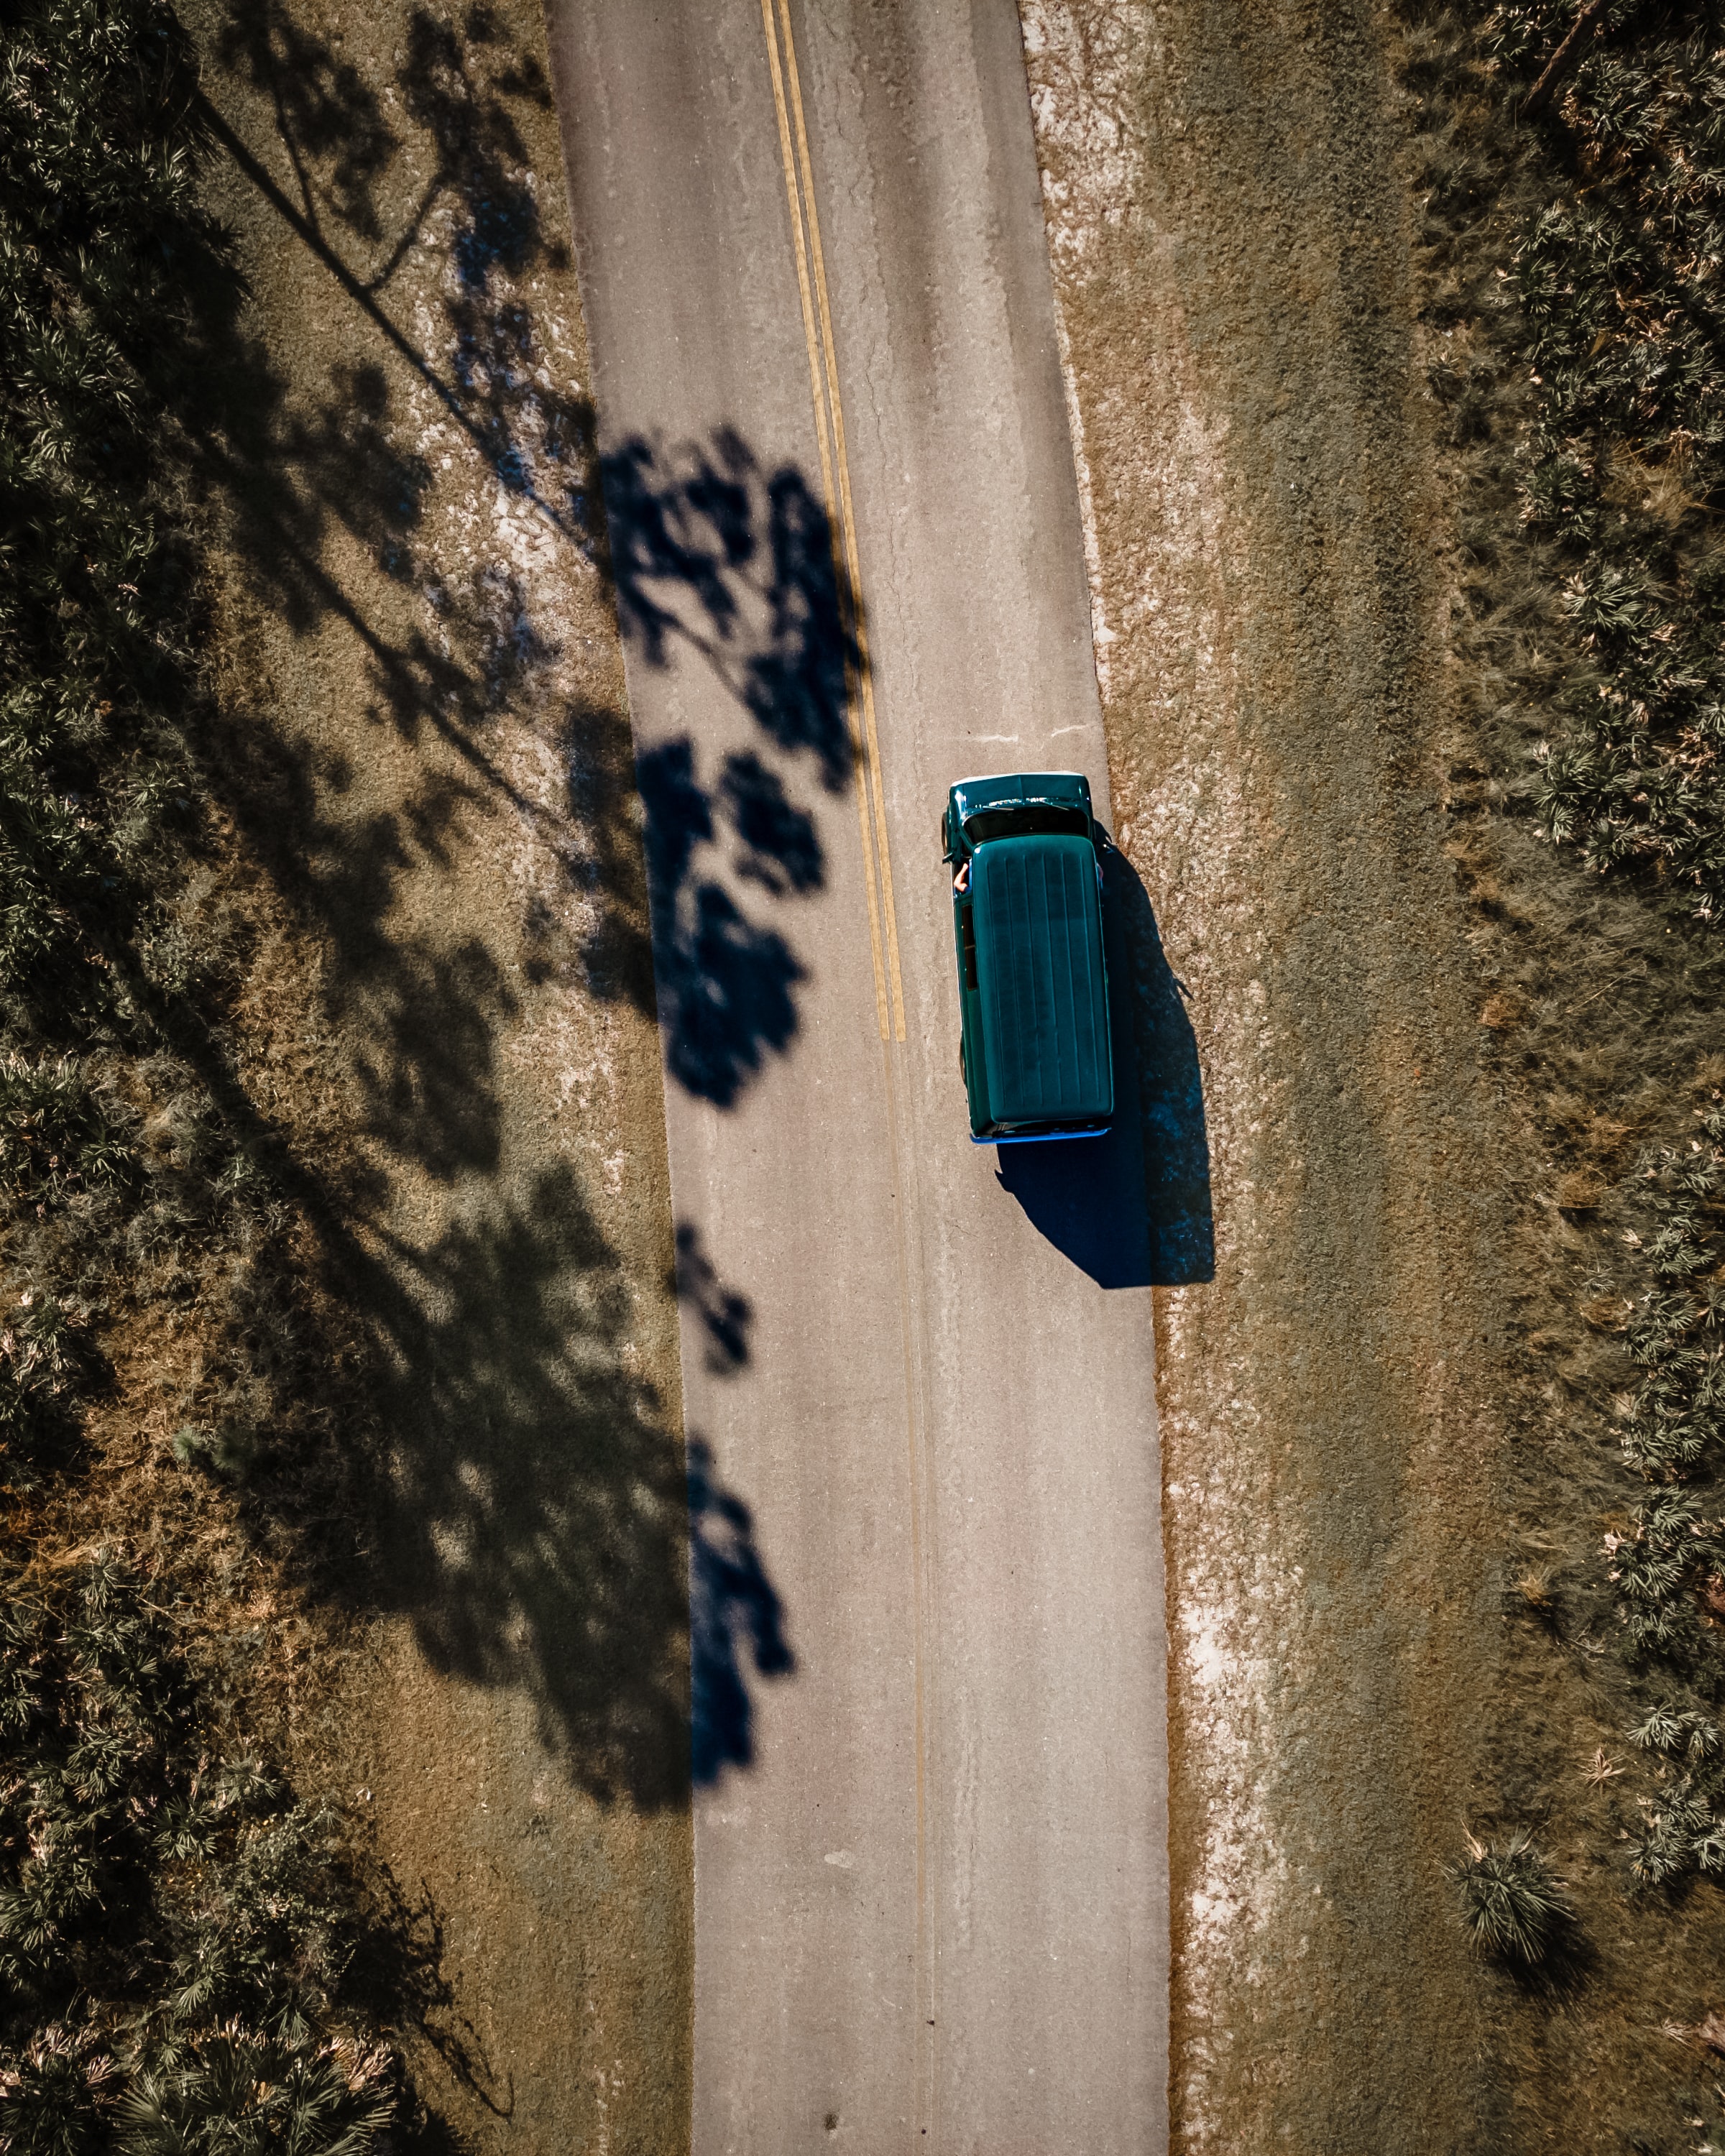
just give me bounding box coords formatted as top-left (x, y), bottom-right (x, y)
top-left (547, 5), bottom-right (1167, 2147)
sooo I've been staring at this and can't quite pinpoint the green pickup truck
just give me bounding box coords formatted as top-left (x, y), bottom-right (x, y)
top-left (942, 770), bottom-right (1114, 1145)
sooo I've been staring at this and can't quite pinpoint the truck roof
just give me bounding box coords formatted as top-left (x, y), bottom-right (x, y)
top-left (971, 832), bottom-right (1113, 1128)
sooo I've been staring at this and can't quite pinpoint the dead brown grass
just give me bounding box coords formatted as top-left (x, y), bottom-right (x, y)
top-left (1394, 0), bottom-right (1725, 2143)
top-left (5, 0), bottom-right (693, 2139)
top-left (165, 0), bottom-right (696, 2142)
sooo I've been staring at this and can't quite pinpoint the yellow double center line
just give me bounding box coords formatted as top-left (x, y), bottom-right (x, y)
top-left (759, 0), bottom-right (906, 1045)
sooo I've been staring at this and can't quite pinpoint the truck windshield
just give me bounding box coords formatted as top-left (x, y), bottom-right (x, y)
top-left (963, 805), bottom-right (1090, 846)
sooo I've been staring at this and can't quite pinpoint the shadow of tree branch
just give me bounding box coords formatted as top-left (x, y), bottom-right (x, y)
top-left (144, 0), bottom-right (809, 1807)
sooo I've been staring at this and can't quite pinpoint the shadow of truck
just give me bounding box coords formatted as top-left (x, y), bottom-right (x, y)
top-left (997, 838), bottom-right (1214, 1290)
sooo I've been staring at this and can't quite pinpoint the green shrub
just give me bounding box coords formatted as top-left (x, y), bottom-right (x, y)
top-left (167, 1422), bottom-right (258, 1485)
top-left (1610, 1111), bottom-right (1725, 1481)
top-left (1484, 5), bottom-right (1725, 918)
top-left (0, 1556), bottom-right (397, 2155)
top-left (1630, 1701), bottom-right (1723, 1765)
top-left (116, 2025), bottom-right (394, 2156)
top-left (1604, 1491), bottom-right (1725, 1651)
top-left (1449, 1829), bottom-right (1574, 1962)
top-left (1629, 1774), bottom-right (1725, 1887)
top-left (0, 1057), bottom-right (131, 1210)
top-left (0, 2023), bottom-right (116, 2156)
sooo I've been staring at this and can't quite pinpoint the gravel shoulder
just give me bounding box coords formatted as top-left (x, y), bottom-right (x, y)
top-left (1021, 6), bottom-right (1507, 2146)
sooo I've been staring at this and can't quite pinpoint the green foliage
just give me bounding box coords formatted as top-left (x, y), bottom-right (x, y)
top-left (1627, 1772), bottom-right (1725, 1887)
top-left (1592, 1107), bottom-right (1725, 1684)
top-left (1603, 1491), bottom-right (1725, 1652)
top-left (1613, 1110), bottom-right (1725, 1480)
top-left (0, 1058), bottom-right (130, 1211)
top-left (0, 0), bottom-right (231, 1000)
top-left (167, 1423), bottom-right (257, 1485)
top-left (0, 1286), bottom-right (96, 1490)
top-left (1480, 3), bottom-right (1725, 915)
top-left (1448, 1830), bottom-right (1574, 1962)
top-left (0, 2024), bottom-right (115, 2156)
top-left (1624, 1700), bottom-right (1725, 1884)
top-left (116, 2025), bottom-right (392, 2156)
top-left (0, 1556), bottom-right (397, 2156)
top-left (1630, 1700), bottom-right (1722, 1766)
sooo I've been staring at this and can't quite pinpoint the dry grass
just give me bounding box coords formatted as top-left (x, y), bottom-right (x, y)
top-left (0, 3), bottom-right (422, 2137)
top-left (1402, 0), bottom-right (1725, 1664)
top-left (1397, 0), bottom-right (1725, 2137)
top-left (1479, 990), bottom-right (1527, 1031)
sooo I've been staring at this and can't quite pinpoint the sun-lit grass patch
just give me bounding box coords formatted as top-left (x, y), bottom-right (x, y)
top-left (1399, 11), bottom-right (1725, 2110)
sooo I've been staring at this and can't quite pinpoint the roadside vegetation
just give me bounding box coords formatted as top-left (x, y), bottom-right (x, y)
top-left (0, 4), bottom-right (410, 2146)
top-left (0, 1555), bottom-right (397, 2155)
top-left (1448, 1828), bottom-right (1575, 1964)
top-left (1399, 0), bottom-right (1725, 2139)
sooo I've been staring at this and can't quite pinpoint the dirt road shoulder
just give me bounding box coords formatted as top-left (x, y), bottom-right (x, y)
top-left (183, 1), bottom-right (691, 2145)
top-left (1021, 6), bottom-right (1504, 2147)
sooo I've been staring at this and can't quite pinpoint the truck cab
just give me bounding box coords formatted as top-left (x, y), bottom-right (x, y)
top-left (942, 770), bottom-right (1113, 1144)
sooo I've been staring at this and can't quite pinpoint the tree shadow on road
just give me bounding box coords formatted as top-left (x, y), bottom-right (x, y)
top-left (358, 1167), bottom-right (786, 1804)
top-left (595, 429), bottom-right (853, 1105)
top-left (672, 1220), bottom-right (792, 1779)
top-left (687, 1434), bottom-right (794, 1784)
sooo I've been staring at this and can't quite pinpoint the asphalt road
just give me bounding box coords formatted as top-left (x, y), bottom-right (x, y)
top-left (546, 5), bottom-right (1167, 2147)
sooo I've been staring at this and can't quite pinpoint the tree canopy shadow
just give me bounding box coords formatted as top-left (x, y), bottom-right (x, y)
top-left (81, 0), bottom-right (804, 1809)
top-left (687, 1435), bottom-right (794, 1784)
top-left (358, 1165), bottom-right (788, 1804)
top-left (673, 1219), bottom-right (754, 1376)
top-left (177, 5), bottom-right (844, 1121)
top-left (594, 430), bottom-right (854, 1106)
top-left (668, 1220), bottom-right (788, 1779)
top-left (600, 429), bottom-right (854, 791)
